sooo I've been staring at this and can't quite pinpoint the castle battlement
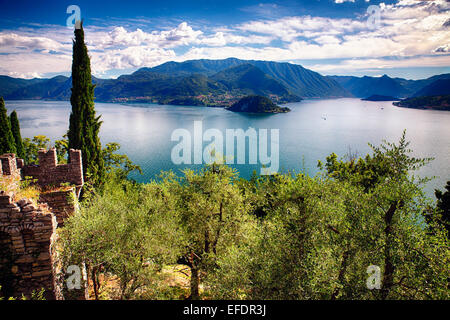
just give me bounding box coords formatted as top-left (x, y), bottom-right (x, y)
top-left (21, 148), bottom-right (84, 189)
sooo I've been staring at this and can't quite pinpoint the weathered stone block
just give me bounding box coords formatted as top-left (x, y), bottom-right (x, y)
top-left (32, 269), bottom-right (52, 277)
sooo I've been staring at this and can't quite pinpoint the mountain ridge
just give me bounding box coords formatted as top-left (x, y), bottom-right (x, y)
top-left (329, 73), bottom-right (450, 99)
top-left (0, 58), bottom-right (348, 104)
top-left (142, 58), bottom-right (351, 98)
top-left (412, 79), bottom-right (450, 97)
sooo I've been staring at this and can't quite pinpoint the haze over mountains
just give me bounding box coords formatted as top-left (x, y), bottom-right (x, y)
top-left (1, 58), bottom-right (449, 106)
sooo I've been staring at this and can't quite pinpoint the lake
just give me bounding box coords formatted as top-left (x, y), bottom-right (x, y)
top-left (5, 98), bottom-right (450, 198)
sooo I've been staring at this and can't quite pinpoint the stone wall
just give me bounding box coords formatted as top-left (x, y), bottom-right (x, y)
top-left (21, 148), bottom-right (83, 195)
top-left (0, 192), bottom-right (57, 300)
top-left (0, 153), bottom-right (23, 178)
top-left (0, 150), bottom-right (86, 300)
top-left (39, 189), bottom-right (77, 227)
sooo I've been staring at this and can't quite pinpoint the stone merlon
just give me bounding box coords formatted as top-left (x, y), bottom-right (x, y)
top-left (21, 148), bottom-right (84, 189)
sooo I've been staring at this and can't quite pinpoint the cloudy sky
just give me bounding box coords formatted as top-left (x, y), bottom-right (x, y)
top-left (0, 0), bottom-right (449, 79)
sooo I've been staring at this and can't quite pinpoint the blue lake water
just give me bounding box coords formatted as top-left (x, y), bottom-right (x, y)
top-left (5, 99), bottom-right (450, 198)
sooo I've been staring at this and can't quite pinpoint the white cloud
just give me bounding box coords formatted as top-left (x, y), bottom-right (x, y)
top-left (0, 32), bottom-right (69, 53)
top-left (91, 46), bottom-right (176, 75)
top-left (0, 51), bottom-right (71, 78)
top-left (87, 22), bottom-right (203, 50)
top-left (314, 35), bottom-right (341, 45)
top-left (5, 71), bottom-right (43, 79)
top-left (196, 32), bottom-right (274, 46)
top-left (237, 16), bottom-right (366, 42)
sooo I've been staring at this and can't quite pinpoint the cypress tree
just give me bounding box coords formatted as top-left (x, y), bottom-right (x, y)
top-left (0, 97), bottom-right (16, 155)
top-left (68, 23), bottom-right (104, 186)
top-left (9, 110), bottom-right (24, 159)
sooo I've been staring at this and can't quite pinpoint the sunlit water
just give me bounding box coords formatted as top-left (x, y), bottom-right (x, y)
top-left (6, 99), bottom-right (450, 198)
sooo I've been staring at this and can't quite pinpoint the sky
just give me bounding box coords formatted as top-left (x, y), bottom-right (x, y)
top-left (0, 0), bottom-right (449, 80)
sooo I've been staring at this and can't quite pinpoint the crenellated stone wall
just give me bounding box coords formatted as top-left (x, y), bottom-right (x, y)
top-left (21, 148), bottom-right (83, 196)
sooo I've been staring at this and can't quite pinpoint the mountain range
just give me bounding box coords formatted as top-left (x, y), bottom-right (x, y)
top-left (1, 58), bottom-right (449, 106)
top-left (329, 73), bottom-right (450, 99)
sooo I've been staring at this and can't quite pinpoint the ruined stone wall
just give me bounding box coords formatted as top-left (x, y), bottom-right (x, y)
top-left (21, 148), bottom-right (83, 191)
top-left (0, 153), bottom-right (23, 178)
top-left (0, 150), bottom-right (85, 300)
top-left (0, 192), bottom-right (57, 300)
top-left (39, 189), bottom-right (77, 227)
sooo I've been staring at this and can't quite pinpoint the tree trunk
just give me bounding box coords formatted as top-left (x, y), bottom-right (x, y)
top-left (381, 201), bottom-right (402, 300)
top-left (91, 267), bottom-right (99, 300)
top-left (190, 266), bottom-right (200, 300)
top-left (331, 249), bottom-right (349, 300)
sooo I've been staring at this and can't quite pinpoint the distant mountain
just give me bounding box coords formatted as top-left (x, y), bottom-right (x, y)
top-left (210, 64), bottom-right (295, 98)
top-left (330, 73), bottom-right (450, 99)
top-left (145, 58), bottom-right (350, 98)
top-left (330, 74), bottom-right (409, 98)
top-left (0, 75), bottom-right (107, 101)
top-left (143, 58), bottom-right (244, 77)
top-left (402, 74), bottom-right (450, 94)
top-left (412, 79), bottom-right (450, 97)
top-left (248, 60), bottom-right (350, 98)
top-left (394, 95), bottom-right (450, 111)
top-left (362, 95), bottom-right (400, 101)
top-left (227, 95), bottom-right (290, 113)
top-left (0, 76), bottom-right (47, 97)
top-left (6, 76), bottom-right (70, 100)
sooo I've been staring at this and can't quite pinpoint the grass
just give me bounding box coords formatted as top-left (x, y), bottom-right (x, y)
top-left (0, 175), bottom-right (40, 205)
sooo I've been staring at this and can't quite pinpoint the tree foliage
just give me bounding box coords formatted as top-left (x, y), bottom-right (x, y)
top-left (8, 110), bottom-right (24, 158)
top-left (102, 142), bottom-right (142, 179)
top-left (22, 135), bottom-right (67, 165)
top-left (208, 133), bottom-right (448, 300)
top-left (59, 172), bottom-right (184, 299)
top-left (0, 97), bottom-right (16, 155)
top-left (67, 23), bottom-right (104, 187)
top-left (429, 181), bottom-right (450, 236)
top-left (167, 164), bottom-right (251, 299)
